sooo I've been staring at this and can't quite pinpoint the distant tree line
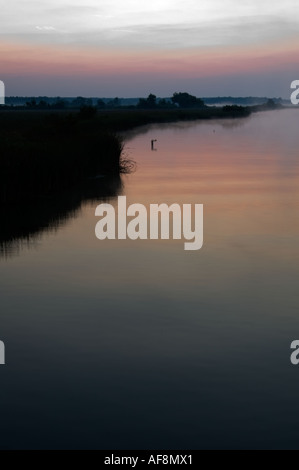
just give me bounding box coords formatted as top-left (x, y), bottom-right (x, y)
top-left (81, 92), bottom-right (207, 110)
top-left (202, 96), bottom-right (284, 106)
top-left (13, 92), bottom-right (208, 111)
top-left (3, 93), bottom-right (282, 114)
top-left (24, 96), bottom-right (124, 110)
top-left (136, 93), bottom-right (206, 109)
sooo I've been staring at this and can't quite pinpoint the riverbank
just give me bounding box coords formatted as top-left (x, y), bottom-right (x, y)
top-left (0, 104), bottom-right (276, 204)
top-left (83, 105), bottom-right (252, 131)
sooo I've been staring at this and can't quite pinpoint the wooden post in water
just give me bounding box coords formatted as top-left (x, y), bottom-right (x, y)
top-left (151, 139), bottom-right (157, 151)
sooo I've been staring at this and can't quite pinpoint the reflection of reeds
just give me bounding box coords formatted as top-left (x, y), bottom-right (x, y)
top-left (0, 174), bottom-right (123, 259)
top-left (120, 151), bottom-right (136, 175)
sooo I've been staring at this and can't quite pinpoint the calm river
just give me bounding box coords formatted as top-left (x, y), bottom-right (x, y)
top-left (0, 109), bottom-right (298, 449)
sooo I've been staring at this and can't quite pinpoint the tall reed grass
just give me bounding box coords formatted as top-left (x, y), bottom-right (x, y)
top-left (0, 112), bottom-right (128, 204)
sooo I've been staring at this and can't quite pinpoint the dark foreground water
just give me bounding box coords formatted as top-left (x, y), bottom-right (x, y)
top-left (0, 110), bottom-right (298, 449)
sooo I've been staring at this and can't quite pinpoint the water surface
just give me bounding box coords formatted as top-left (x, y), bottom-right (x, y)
top-left (0, 110), bottom-right (298, 449)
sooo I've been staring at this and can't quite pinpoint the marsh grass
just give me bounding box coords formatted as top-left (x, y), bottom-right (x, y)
top-left (0, 111), bottom-right (128, 204)
top-left (93, 106), bottom-right (252, 131)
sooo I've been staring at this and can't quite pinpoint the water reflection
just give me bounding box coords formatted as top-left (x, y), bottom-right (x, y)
top-left (0, 110), bottom-right (299, 449)
top-left (0, 175), bottom-right (123, 259)
top-left (124, 116), bottom-right (249, 141)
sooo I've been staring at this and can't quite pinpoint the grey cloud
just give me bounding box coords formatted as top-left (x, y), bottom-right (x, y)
top-left (2, 9), bottom-right (298, 49)
top-left (35, 26), bottom-right (56, 31)
top-left (1, 0), bottom-right (299, 57)
top-left (57, 16), bottom-right (299, 49)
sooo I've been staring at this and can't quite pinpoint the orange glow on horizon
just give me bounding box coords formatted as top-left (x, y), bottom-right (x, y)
top-left (1, 37), bottom-right (298, 79)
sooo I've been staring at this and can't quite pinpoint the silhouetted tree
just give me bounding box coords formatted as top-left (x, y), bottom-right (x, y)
top-left (171, 92), bottom-right (205, 108)
top-left (137, 94), bottom-right (157, 109)
top-left (107, 97), bottom-right (121, 108)
top-left (266, 99), bottom-right (276, 109)
top-left (158, 98), bottom-right (173, 108)
top-left (147, 94), bottom-right (157, 108)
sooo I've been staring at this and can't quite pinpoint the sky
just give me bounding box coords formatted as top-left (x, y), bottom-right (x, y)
top-left (0, 0), bottom-right (298, 97)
